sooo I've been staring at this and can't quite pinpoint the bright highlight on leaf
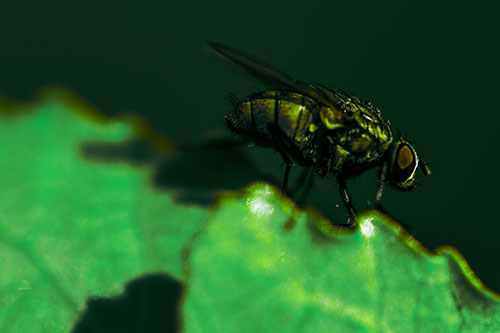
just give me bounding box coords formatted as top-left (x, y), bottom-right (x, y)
top-left (359, 217), bottom-right (375, 238)
top-left (246, 185), bottom-right (275, 218)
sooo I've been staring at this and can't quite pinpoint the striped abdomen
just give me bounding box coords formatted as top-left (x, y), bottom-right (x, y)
top-left (225, 90), bottom-right (319, 150)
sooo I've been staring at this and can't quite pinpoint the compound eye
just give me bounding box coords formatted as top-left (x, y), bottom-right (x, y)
top-left (397, 146), bottom-right (413, 170)
top-left (392, 143), bottom-right (418, 185)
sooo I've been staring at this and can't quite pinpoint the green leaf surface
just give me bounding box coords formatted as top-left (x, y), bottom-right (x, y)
top-left (182, 184), bottom-right (500, 332)
top-left (1, 91), bottom-right (499, 332)
top-left (0, 92), bottom-right (205, 332)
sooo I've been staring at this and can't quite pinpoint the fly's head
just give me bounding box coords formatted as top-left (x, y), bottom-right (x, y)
top-left (387, 140), bottom-right (431, 191)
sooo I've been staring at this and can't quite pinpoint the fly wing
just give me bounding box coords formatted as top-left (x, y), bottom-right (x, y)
top-left (208, 42), bottom-right (340, 109)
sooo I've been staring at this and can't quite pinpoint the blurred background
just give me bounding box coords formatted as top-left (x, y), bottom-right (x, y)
top-left (1, 0), bottom-right (499, 293)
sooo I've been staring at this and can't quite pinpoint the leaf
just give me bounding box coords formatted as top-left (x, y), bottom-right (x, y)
top-left (182, 183), bottom-right (500, 332)
top-left (1, 89), bottom-right (499, 332)
top-left (0, 91), bottom-right (205, 332)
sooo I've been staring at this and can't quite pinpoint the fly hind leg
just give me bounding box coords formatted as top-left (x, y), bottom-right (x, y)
top-left (268, 124), bottom-right (313, 196)
top-left (268, 125), bottom-right (295, 195)
top-left (268, 124), bottom-right (319, 230)
top-left (278, 151), bottom-right (293, 195)
top-left (336, 174), bottom-right (357, 225)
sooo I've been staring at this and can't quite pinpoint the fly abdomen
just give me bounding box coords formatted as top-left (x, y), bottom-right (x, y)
top-left (225, 90), bottom-right (319, 149)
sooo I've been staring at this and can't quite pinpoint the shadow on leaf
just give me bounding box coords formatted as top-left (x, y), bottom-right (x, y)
top-left (81, 138), bottom-right (279, 206)
top-left (73, 274), bottom-right (182, 333)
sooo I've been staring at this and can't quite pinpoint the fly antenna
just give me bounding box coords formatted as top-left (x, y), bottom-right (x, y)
top-left (418, 160), bottom-right (432, 176)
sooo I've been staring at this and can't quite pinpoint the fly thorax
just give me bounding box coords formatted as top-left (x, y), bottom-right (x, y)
top-left (319, 106), bottom-right (344, 131)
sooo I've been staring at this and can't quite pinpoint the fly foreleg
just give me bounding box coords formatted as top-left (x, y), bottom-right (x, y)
top-left (375, 161), bottom-right (388, 203)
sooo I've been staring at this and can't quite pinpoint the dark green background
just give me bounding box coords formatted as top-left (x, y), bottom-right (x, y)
top-left (1, 0), bottom-right (499, 294)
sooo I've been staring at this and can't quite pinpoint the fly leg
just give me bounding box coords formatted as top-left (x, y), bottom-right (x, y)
top-left (336, 174), bottom-right (357, 224)
top-left (267, 124), bottom-right (313, 196)
top-left (279, 152), bottom-right (293, 195)
top-left (374, 162), bottom-right (413, 231)
top-left (267, 124), bottom-right (319, 230)
top-left (375, 161), bottom-right (388, 204)
top-left (374, 161), bottom-right (394, 216)
top-left (268, 125), bottom-right (294, 195)
top-left (375, 162), bottom-right (387, 214)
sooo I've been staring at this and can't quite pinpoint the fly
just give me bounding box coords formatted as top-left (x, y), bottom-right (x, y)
top-left (209, 42), bottom-right (431, 223)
